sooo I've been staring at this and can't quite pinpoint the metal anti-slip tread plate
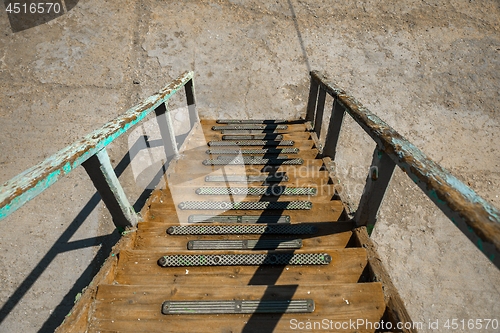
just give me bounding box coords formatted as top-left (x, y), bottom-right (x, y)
top-left (166, 224), bottom-right (317, 235)
top-left (221, 129), bottom-right (285, 135)
top-left (188, 215), bottom-right (291, 223)
top-left (216, 155), bottom-right (289, 160)
top-left (202, 157), bottom-right (303, 165)
top-left (208, 140), bottom-right (295, 147)
top-left (187, 239), bottom-right (303, 250)
top-left (222, 134), bottom-right (284, 140)
top-left (195, 187), bottom-right (317, 196)
top-left (178, 201), bottom-right (312, 210)
top-left (161, 299), bottom-right (314, 315)
top-left (212, 125), bottom-right (288, 131)
top-left (206, 148), bottom-right (299, 155)
top-left (216, 119), bottom-right (288, 124)
top-left (157, 253), bottom-right (332, 267)
top-left (204, 175), bottom-right (289, 182)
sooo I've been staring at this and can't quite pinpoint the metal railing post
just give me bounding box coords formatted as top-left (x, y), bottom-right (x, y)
top-left (155, 102), bottom-right (179, 163)
top-left (313, 87), bottom-right (326, 135)
top-left (323, 99), bottom-right (346, 160)
top-left (82, 148), bottom-right (139, 230)
top-left (354, 147), bottom-right (396, 232)
top-left (184, 79), bottom-right (198, 129)
top-left (305, 76), bottom-right (319, 123)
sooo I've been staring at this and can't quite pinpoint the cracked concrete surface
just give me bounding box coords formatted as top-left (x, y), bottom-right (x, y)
top-left (0, 0), bottom-right (499, 332)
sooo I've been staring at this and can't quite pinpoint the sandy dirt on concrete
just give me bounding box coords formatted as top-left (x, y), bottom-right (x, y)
top-left (0, 0), bottom-right (499, 332)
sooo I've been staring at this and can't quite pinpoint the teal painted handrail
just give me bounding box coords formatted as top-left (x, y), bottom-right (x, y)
top-left (0, 71), bottom-right (194, 220)
top-left (309, 70), bottom-right (500, 268)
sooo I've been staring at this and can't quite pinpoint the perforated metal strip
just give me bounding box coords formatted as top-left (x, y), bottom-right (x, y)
top-left (216, 119), bottom-right (288, 124)
top-left (222, 134), bottom-right (283, 140)
top-left (178, 201), bottom-right (312, 210)
top-left (187, 239), bottom-right (302, 250)
top-left (188, 215), bottom-right (291, 224)
top-left (216, 155), bottom-right (289, 160)
top-left (221, 129), bottom-right (281, 134)
top-left (195, 187), bottom-right (317, 196)
top-left (167, 224), bottom-right (316, 235)
top-left (206, 148), bottom-right (299, 155)
top-left (161, 299), bottom-right (314, 315)
top-left (212, 125), bottom-right (288, 131)
top-left (202, 157), bottom-right (303, 165)
top-left (204, 175), bottom-right (289, 182)
top-left (208, 140), bottom-right (294, 146)
top-left (158, 253), bottom-right (332, 267)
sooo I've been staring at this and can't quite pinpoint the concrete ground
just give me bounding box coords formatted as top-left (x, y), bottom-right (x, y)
top-left (0, 0), bottom-right (499, 332)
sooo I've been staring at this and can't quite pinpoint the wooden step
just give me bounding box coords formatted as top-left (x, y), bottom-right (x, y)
top-left (204, 132), bottom-right (312, 141)
top-left (114, 248), bottom-right (367, 286)
top-left (201, 119), bottom-right (309, 134)
top-left (177, 144), bottom-right (318, 163)
top-left (167, 160), bottom-right (326, 181)
top-left (134, 222), bottom-right (355, 250)
top-left (146, 201), bottom-right (345, 224)
top-left (165, 185), bottom-right (337, 203)
top-left (89, 283), bottom-right (385, 333)
top-left (165, 170), bottom-right (335, 187)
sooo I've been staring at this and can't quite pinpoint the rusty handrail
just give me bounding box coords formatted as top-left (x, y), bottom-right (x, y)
top-left (0, 71), bottom-right (194, 222)
top-left (309, 70), bottom-right (500, 268)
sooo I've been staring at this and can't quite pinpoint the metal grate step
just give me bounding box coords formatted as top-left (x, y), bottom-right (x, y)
top-left (161, 299), bottom-right (314, 315)
top-left (208, 140), bottom-right (294, 146)
top-left (222, 134), bottom-right (283, 140)
top-left (212, 125), bottom-right (288, 131)
top-left (216, 119), bottom-right (288, 124)
top-left (220, 129), bottom-right (285, 134)
top-left (195, 186), bottom-right (317, 196)
top-left (216, 155), bottom-right (289, 160)
top-left (206, 148), bottom-right (299, 155)
top-left (167, 224), bottom-right (317, 235)
top-left (177, 201), bottom-right (312, 210)
top-left (202, 157), bottom-right (303, 165)
top-left (188, 214), bottom-right (291, 223)
top-left (204, 175), bottom-right (289, 182)
top-left (187, 239), bottom-right (302, 250)
top-left (158, 253), bottom-right (332, 267)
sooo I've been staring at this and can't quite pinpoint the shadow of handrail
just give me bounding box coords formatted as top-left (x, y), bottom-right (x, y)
top-left (0, 135), bottom-right (167, 331)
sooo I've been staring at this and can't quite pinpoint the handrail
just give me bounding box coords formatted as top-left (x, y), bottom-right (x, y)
top-left (308, 70), bottom-right (500, 268)
top-left (0, 71), bottom-right (195, 226)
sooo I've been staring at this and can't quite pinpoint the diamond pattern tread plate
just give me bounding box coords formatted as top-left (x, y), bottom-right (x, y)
top-left (157, 252), bottom-right (332, 267)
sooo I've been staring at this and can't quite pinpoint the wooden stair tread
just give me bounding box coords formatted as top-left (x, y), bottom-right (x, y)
top-left (181, 143), bottom-right (319, 159)
top-left (146, 201), bottom-right (345, 224)
top-left (165, 171), bottom-right (335, 187)
top-left (134, 221), bottom-right (354, 250)
top-left (114, 248), bottom-right (367, 286)
top-left (160, 185), bottom-right (337, 203)
top-left (167, 159), bottom-right (324, 176)
top-left (201, 119), bottom-right (309, 133)
top-left (89, 283), bottom-right (384, 333)
top-left (204, 132), bottom-right (312, 141)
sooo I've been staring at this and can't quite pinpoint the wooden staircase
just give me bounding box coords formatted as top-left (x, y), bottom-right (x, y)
top-left (60, 119), bottom-right (398, 332)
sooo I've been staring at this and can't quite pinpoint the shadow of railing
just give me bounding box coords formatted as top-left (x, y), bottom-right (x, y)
top-left (0, 135), bottom-right (168, 332)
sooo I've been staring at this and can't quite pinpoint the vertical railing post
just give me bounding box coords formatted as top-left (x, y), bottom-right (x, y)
top-left (354, 147), bottom-right (396, 233)
top-left (184, 78), bottom-right (198, 129)
top-left (82, 148), bottom-right (139, 230)
top-left (313, 87), bottom-right (327, 137)
top-left (323, 100), bottom-right (346, 160)
top-left (305, 75), bottom-right (319, 123)
top-left (155, 102), bottom-right (179, 163)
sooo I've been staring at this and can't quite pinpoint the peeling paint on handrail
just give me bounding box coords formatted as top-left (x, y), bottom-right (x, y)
top-left (0, 71), bottom-right (194, 220)
top-left (311, 70), bottom-right (500, 265)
